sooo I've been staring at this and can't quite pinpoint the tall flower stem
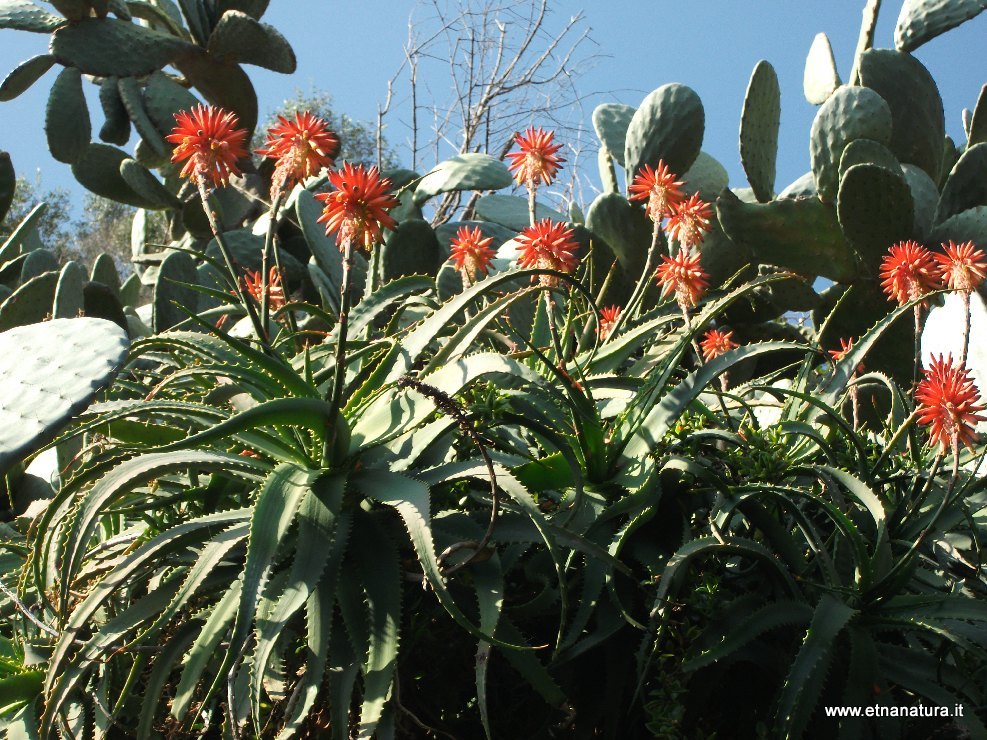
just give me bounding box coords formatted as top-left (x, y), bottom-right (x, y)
top-left (260, 185), bottom-right (287, 329)
top-left (527, 181), bottom-right (537, 229)
top-left (961, 290), bottom-right (971, 365)
top-left (196, 180), bottom-right (270, 349)
top-left (913, 305), bottom-right (923, 391)
top-left (625, 219), bottom-right (663, 324)
top-left (327, 237), bottom-right (355, 439)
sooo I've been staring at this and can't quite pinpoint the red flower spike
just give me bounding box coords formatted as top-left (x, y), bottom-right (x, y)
top-left (915, 354), bottom-right (987, 452)
top-left (829, 337), bottom-right (855, 363)
top-left (598, 305), bottom-right (622, 340)
top-left (879, 241), bottom-right (939, 306)
top-left (656, 249), bottom-right (710, 309)
top-left (829, 337), bottom-right (865, 373)
top-left (627, 162), bottom-right (686, 222)
top-left (665, 194), bottom-right (713, 250)
top-left (166, 105), bottom-right (250, 189)
top-left (449, 225), bottom-right (496, 280)
top-left (515, 218), bottom-right (580, 286)
top-left (315, 163), bottom-right (399, 252)
top-left (934, 240), bottom-right (987, 293)
top-left (243, 266), bottom-right (286, 312)
top-left (256, 111), bottom-right (339, 197)
top-left (700, 328), bottom-right (739, 361)
top-left (506, 127), bottom-right (565, 188)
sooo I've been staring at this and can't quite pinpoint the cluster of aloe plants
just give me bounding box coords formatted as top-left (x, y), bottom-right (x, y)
top-left (0, 0), bottom-right (986, 737)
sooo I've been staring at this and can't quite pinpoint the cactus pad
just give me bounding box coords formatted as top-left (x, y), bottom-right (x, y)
top-left (624, 83), bottom-right (704, 180)
top-left (71, 144), bottom-right (155, 208)
top-left (857, 49), bottom-right (945, 183)
top-left (98, 76), bottom-right (130, 145)
top-left (716, 190), bottom-right (856, 282)
top-left (895, 0), bottom-right (986, 52)
top-left (474, 194), bottom-right (567, 231)
top-left (837, 163), bottom-right (915, 273)
top-left (381, 219), bottom-right (442, 282)
top-left (207, 10), bottom-right (295, 74)
top-left (413, 154), bottom-right (512, 206)
top-left (810, 85), bottom-right (892, 203)
top-left (592, 103), bottom-right (635, 167)
top-left (50, 17), bottom-right (194, 76)
top-left (153, 250), bottom-right (197, 332)
top-left (0, 152), bottom-right (13, 223)
top-left (838, 139), bottom-right (901, 179)
top-left (45, 66), bottom-right (90, 164)
top-left (0, 54), bottom-right (55, 102)
top-left (0, 317), bottom-right (128, 472)
top-left (585, 192), bottom-right (652, 277)
top-left (935, 143), bottom-right (987, 224)
top-left (0, 270), bottom-right (57, 331)
top-left (0, 1), bottom-right (63, 32)
top-left (740, 60), bottom-right (780, 203)
top-left (803, 33), bottom-right (841, 105)
top-left (682, 151), bottom-right (729, 202)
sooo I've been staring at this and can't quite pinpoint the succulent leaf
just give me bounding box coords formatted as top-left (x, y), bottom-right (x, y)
top-left (592, 103), bottom-right (635, 168)
top-left (803, 32), bottom-right (841, 105)
top-left (0, 0), bottom-right (63, 32)
top-left (153, 249), bottom-right (198, 332)
top-left (894, 0), bottom-right (986, 52)
top-left (413, 153), bottom-right (512, 206)
top-left (97, 76), bottom-right (131, 145)
top-left (857, 49), bottom-right (945, 183)
top-left (0, 54), bottom-right (55, 102)
top-left (207, 10), bottom-right (295, 73)
top-left (71, 144), bottom-right (156, 208)
top-left (716, 190), bottom-right (857, 281)
top-left (624, 83), bottom-right (704, 180)
top-left (0, 318), bottom-right (128, 470)
top-left (44, 66), bottom-right (90, 165)
top-left (49, 17), bottom-right (195, 77)
top-left (810, 85), bottom-right (893, 203)
top-left (474, 194), bottom-right (566, 231)
top-left (837, 163), bottom-right (915, 274)
top-left (740, 60), bottom-right (780, 202)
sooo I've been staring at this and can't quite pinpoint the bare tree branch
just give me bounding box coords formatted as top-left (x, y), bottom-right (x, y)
top-left (385, 0), bottom-right (599, 225)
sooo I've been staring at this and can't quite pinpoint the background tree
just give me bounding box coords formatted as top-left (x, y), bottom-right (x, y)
top-left (264, 88), bottom-right (401, 170)
top-left (0, 176), bottom-right (72, 254)
top-left (381, 0), bottom-right (599, 222)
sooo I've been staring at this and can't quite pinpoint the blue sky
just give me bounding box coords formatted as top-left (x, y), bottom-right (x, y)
top-left (0, 1), bottom-right (983, 207)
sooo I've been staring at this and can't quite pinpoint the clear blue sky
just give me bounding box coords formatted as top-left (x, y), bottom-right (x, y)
top-left (0, 1), bottom-right (983, 208)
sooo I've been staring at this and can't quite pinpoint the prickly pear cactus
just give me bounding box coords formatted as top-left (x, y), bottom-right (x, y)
top-left (0, 317), bottom-right (129, 472)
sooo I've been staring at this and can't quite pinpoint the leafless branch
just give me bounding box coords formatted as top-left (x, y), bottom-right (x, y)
top-left (384, 0), bottom-right (599, 224)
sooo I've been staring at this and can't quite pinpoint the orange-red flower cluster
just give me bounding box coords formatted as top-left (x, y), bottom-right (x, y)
top-left (167, 105), bottom-right (249, 189)
top-left (880, 240), bottom-right (987, 304)
top-left (916, 354), bottom-right (986, 452)
top-left (700, 328), bottom-right (739, 361)
top-left (934, 240), bottom-right (987, 293)
top-left (257, 111), bottom-right (339, 197)
top-left (515, 219), bottom-right (579, 286)
top-left (243, 266), bottom-right (286, 312)
top-left (829, 337), bottom-right (855, 363)
top-left (315, 163), bottom-right (398, 252)
top-left (665, 194), bottom-right (713, 251)
top-left (656, 249), bottom-right (710, 310)
top-left (450, 225), bottom-right (496, 280)
top-left (628, 162), bottom-right (685, 222)
top-left (628, 161), bottom-right (713, 249)
top-left (598, 305), bottom-right (622, 340)
top-left (626, 160), bottom-right (714, 310)
top-left (507, 127), bottom-right (565, 188)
